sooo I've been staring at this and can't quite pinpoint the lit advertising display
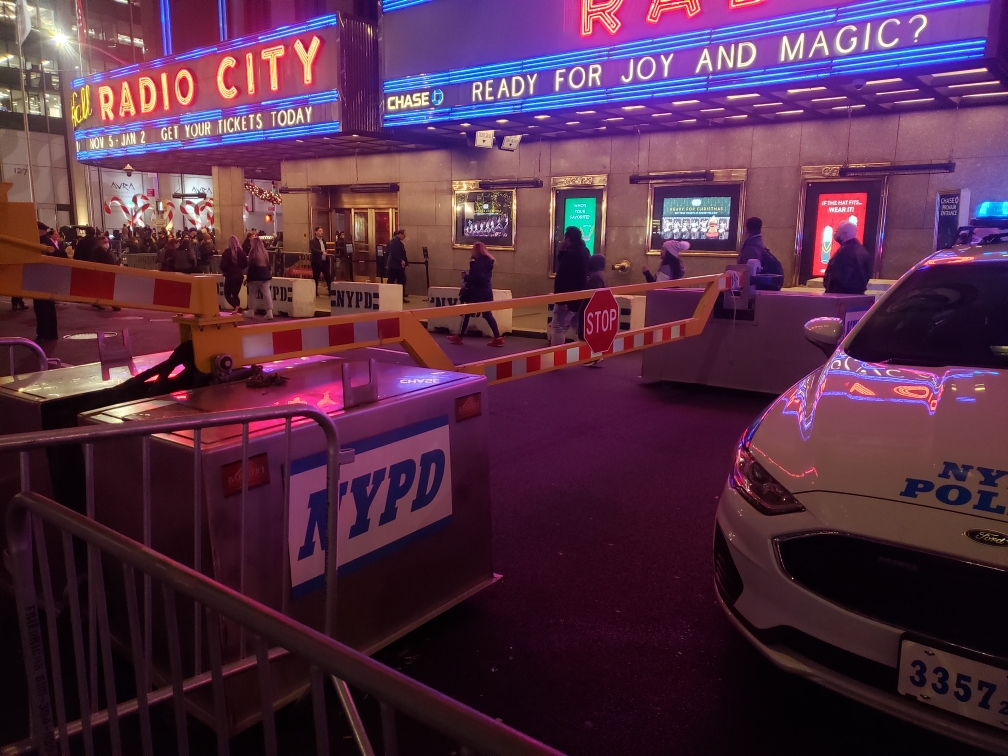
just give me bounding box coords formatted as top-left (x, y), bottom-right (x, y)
top-left (454, 190), bottom-right (516, 249)
top-left (381, 0), bottom-right (995, 126)
top-left (662, 197), bottom-right (732, 242)
top-left (564, 197), bottom-right (598, 250)
top-left (812, 192), bottom-right (868, 277)
top-left (71, 16), bottom-right (344, 161)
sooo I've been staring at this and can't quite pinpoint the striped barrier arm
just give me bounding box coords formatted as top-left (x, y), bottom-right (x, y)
top-left (459, 321), bottom-right (686, 384)
top-left (0, 257), bottom-right (221, 317)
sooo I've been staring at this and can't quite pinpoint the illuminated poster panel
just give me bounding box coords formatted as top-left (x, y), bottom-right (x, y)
top-left (71, 15), bottom-right (345, 161)
top-left (649, 183), bottom-right (743, 253)
top-left (563, 197), bottom-right (598, 251)
top-left (381, 0), bottom-right (995, 126)
top-left (453, 185), bottom-right (516, 250)
top-left (812, 192), bottom-right (868, 277)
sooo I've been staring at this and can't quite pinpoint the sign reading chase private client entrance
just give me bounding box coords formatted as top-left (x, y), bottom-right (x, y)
top-left (71, 15), bottom-right (344, 160)
top-left (382, 0), bottom-right (994, 125)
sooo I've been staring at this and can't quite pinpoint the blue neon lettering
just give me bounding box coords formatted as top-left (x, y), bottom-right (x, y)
top-left (973, 490), bottom-right (1006, 515)
top-left (977, 467), bottom-right (1008, 488)
top-left (935, 484), bottom-right (972, 506)
top-left (900, 478), bottom-right (934, 498)
top-left (411, 449), bottom-right (446, 512)
top-left (380, 459), bottom-right (417, 526)
top-left (348, 468), bottom-right (387, 538)
top-left (938, 461), bottom-right (973, 482)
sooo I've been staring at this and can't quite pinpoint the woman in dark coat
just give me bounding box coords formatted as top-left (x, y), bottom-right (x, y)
top-left (447, 242), bottom-right (504, 346)
top-left (220, 235), bottom-right (248, 312)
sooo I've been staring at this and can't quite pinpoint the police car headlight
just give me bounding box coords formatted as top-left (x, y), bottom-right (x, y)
top-left (731, 440), bottom-right (805, 516)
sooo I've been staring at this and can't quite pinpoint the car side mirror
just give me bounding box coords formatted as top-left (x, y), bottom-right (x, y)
top-left (804, 317), bottom-right (844, 356)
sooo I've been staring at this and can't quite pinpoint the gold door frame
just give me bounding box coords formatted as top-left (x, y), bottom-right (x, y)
top-left (643, 168), bottom-right (748, 259)
top-left (548, 174), bottom-right (608, 277)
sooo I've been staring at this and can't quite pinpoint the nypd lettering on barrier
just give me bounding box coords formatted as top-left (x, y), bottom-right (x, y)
top-left (900, 460), bottom-right (1008, 518)
top-left (287, 416), bottom-right (453, 597)
top-left (333, 289), bottom-right (381, 311)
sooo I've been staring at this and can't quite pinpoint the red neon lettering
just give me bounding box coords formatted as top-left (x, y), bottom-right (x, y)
top-left (260, 44), bottom-right (286, 92)
top-left (160, 73), bottom-right (170, 111)
top-left (138, 76), bottom-right (156, 113)
top-left (175, 69), bottom-right (195, 106)
top-left (119, 81), bottom-right (136, 117)
top-left (98, 85), bottom-right (114, 121)
top-left (293, 36), bottom-right (321, 85)
top-left (217, 55), bottom-right (238, 99)
top-left (647, 0), bottom-right (702, 23)
top-left (246, 52), bottom-right (256, 96)
top-left (729, 0), bottom-right (764, 6)
top-left (581, 0), bottom-right (624, 35)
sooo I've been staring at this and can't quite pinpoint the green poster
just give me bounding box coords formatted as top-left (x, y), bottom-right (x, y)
top-left (564, 197), bottom-right (598, 252)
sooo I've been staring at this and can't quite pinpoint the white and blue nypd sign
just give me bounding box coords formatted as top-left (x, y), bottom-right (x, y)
top-left (287, 416), bottom-right (452, 598)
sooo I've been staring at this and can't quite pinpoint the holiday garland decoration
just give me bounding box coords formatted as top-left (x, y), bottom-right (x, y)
top-left (245, 181), bottom-right (282, 206)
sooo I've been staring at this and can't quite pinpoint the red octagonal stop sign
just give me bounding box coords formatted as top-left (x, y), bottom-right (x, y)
top-left (583, 288), bottom-right (620, 354)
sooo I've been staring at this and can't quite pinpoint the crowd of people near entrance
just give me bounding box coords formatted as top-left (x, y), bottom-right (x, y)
top-left (13, 210), bottom-right (876, 351)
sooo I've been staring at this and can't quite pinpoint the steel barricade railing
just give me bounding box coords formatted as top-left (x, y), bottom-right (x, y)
top-left (0, 337), bottom-right (59, 376)
top-left (0, 405), bottom-right (372, 752)
top-left (5, 490), bottom-right (563, 756)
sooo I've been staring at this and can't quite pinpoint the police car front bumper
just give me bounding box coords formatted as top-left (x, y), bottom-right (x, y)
top-left (714, 482), bottom-right (1008, 754)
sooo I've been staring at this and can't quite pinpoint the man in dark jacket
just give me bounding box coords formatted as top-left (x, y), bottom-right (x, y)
top-left (73, 227), bottom-right (98, 262)
top-left (551, 226), bottom-right (590, 346)
top-left (385, 229), bottom-right (409, 299)
top-left (33, 223), bottom-right (64, 341)
top-left (309, 226), bottom-right (332, 294)
top-left (824, 220), bottom-right (872, 295)
top-left (737, 217), bottom-right (767, 268)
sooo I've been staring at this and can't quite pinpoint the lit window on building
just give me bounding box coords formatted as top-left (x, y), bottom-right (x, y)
top-left (45, 92), bottom-right (60, 117)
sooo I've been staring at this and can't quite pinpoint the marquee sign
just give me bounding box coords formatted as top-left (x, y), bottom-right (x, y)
top-left (71, 15), bottom-right (344, 161)
top-left (381, 0), bottom-right (996, 126)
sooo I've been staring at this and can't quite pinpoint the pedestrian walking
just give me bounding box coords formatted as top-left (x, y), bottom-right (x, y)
top-left (385, 229), bottom-right (409, 300)
top-left (310, 226), bottom-right (332, 294)
top-left (447, 242), bottom-right (505, 347)
top-left (33, 223), bottom-right (63, 342)
top-left (643, 240), bottom-right (687, 282)
top-left (246, 237), bottom-right (274, 319)
top-left (220, 234), bottom-right (248, 313)
top-left (550, 226), bottom-right (590, 347)
top-left (94, 234), bottom-right (122, 310)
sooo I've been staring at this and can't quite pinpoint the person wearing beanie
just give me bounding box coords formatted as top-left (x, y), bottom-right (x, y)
top-left (824, 220), bottom-right (872, 295)
top-left (644, 239), bottom-right (687, 282)
top-left (586, 253), bottom-right (607, 289)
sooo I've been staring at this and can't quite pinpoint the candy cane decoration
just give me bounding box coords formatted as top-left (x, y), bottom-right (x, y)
top-left (103, 196), bottom-right (133, 221)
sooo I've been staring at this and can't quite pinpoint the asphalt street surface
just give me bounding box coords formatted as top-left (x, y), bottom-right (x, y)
top-left (0, 302), bottom-right (987, 755)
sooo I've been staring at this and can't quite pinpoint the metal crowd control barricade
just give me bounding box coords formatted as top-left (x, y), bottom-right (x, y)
top-left (4, 490), bottom-right (563, 756)
top-left (0, 337), bottom-right (57, 377)
top-left (4, 360), bottom-right (493, 737)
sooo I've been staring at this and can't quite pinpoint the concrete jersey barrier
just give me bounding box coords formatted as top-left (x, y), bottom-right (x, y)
top-left (330, 282), bottom-right (403, 314)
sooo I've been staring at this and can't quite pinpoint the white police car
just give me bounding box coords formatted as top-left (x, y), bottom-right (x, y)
top-left (714, 244), bottom-right (1008, 752)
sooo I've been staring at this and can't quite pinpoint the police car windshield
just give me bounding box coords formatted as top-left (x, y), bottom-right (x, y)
top-left (846, 259), bottom-right (1008, 369)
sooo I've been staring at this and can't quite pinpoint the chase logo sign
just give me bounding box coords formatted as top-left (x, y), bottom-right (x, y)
top-left (900, 461), bottom-right (1008, 519)
top-left (287, 416), bottom-right (452, 597)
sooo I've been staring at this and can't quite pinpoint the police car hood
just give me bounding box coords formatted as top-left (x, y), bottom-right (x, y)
top-left (749, 352), bottom-right (1008, 507)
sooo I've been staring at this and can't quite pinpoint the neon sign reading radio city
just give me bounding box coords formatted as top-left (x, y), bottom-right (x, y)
top-left (93, 35), bottom-right (322, 122)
